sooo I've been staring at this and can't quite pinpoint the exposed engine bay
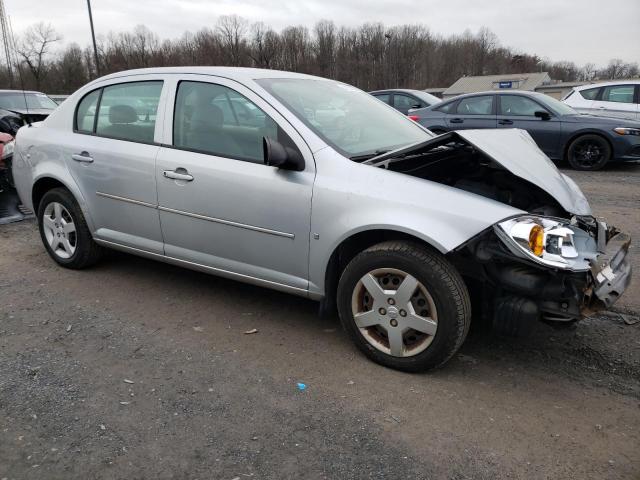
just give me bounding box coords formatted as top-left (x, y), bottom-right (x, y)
top-left (366, 133), bottom-right (567, 218)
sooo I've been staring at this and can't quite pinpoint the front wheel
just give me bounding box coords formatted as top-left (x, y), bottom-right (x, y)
top-left (567, 134), bottom-right (611, 171)
top-left (337, 241), bottom-right (471, 372)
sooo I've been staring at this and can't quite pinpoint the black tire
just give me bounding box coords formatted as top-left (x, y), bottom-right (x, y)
top-left (337, 241), bottom-right (471, 372)
top-left (37, 187), bottom-right (103, 269)
top-left (567, 134), bottom-right (611, 171)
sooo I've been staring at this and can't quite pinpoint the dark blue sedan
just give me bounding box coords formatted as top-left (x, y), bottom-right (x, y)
top-left (409, 91), bottom-right (640, 170)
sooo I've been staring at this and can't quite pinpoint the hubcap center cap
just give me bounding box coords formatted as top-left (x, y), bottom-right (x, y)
top-left (387, 306), bottom-right (399, 319)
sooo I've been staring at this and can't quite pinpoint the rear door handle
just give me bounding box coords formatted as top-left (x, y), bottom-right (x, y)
top-left (72, 151), bottom-right (93, 163)
top-left (163, 169), bottom-right (194, 182)
top-left (498, 119), bottom-right (514, 125)
top-left (449, 118), bottom-right (464, 124)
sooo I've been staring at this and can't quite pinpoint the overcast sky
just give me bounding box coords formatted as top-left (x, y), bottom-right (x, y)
top-left (7, 0), bottom-right (640, 67)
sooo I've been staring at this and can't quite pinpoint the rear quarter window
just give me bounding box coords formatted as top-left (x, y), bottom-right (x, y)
top-left (435, 101), bottom-right (456, 113)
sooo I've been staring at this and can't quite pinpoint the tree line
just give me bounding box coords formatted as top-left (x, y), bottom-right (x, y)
top-left (2, 17), bottom-right (638, 94)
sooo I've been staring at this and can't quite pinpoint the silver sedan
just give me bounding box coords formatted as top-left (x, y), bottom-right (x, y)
top-left (12, 67), bottom-right (631, 371)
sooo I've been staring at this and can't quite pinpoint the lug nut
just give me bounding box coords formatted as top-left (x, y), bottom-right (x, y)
top-left (387, 298), bottom-right (395, 305)
top-left (390, 319), bottom-right (398, 327)
top-left (379, 308), bottom-right (387, 315)
top-left (399, 310), bottom-right (407, 317)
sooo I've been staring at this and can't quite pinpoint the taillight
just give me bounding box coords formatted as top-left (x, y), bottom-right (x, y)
top-left (408, 115), bottom-right (420, 121)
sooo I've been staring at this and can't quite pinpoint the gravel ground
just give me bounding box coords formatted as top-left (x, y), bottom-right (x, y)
top-left (1, 164), bottom-right (639, 479)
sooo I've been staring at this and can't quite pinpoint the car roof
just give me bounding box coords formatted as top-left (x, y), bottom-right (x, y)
top-left (89, 67), bottom-right (324, 87)
top-left (574, 80), bottom-right (640, 90)
top-left (441, 90), bottom-right (548, 101)
top-left (369, 88), bottom-right (427, 94)
top-left (0, 89), bottom-right (46, 95)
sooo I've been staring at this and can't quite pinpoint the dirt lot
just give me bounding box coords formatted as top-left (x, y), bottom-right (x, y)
top-left (1, 164), bottom-right (639, 480)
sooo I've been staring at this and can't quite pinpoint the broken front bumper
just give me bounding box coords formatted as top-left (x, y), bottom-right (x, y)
top-left (587, 232), bottom-right (632, 311)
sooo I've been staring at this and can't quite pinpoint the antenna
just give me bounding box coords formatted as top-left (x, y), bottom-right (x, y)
top-left (0, 0), bottom-right (14, 88)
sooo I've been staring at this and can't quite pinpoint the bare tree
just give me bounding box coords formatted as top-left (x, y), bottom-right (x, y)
top-left (15, 22), bottom-right (61, 89)
top-left (4, 18), bottom-right (638, 95)
top-left (217, 15), bottom-right (248, 66)
top-left (600, 58), bottom-right (638, 79)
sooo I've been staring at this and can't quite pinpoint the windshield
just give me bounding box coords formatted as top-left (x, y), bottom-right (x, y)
top-left (0, 92), bottom-right (58, 111)
top-left (534, 93), bottom-right (578, 116)
top-left (256, 78), bottom-right (432, 157)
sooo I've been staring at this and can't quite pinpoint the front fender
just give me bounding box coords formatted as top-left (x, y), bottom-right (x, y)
top-left (307, 147), bottom-right (524, 296)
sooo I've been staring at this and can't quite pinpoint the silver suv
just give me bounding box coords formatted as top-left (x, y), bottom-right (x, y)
top-left (12, 68), bottom-right (632, 371)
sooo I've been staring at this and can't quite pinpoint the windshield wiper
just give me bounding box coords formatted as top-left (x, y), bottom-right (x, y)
top-left (349, 149), bottom-right (391, 162)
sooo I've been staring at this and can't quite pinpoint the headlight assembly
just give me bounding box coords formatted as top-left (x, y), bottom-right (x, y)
top-left (1, 140), bottom-right (14, 159)
top-left (495, 216), bottom-right (597, 271)
top-left (613, 127), bottom-right (640, 136)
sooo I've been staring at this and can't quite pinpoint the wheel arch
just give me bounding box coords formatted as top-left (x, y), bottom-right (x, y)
top-left (32, 176), bottom-right (69, 212)
top-left (31, 174), bottom-right (96, 232)
top-left (318, 227), bottom-right (445, 316)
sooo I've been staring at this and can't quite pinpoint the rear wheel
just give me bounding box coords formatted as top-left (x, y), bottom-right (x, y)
top-left (37, 188), bottom-right (103, 269)
top-left (567, 134), bottom-right (611, 170)
top-left (337, 241), bottom-right (471, 372)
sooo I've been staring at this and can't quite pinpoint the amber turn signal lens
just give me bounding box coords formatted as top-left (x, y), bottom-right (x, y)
top-left (528, 225), bottom-right (544, 257)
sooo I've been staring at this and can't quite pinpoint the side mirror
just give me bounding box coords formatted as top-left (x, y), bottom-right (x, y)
top-left (263, 137), bottom-right (305, 171)
top-left (534, 110), bottom-right (551, 120)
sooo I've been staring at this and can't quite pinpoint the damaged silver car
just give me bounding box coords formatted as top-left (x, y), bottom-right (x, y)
top-left (11, 68), bottom-right (632, 371)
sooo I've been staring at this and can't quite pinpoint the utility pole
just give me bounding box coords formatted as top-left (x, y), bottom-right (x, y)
top-left (0, 0), bottom-right (14, 87)
top-left (86, 0), bottom-right (100, 76)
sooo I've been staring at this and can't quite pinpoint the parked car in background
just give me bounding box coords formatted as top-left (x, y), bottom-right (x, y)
top-left (0, 90), bottom-right (58, 123)
top-left (410, 90), bottom-right (640, 170)
top-left (369, 88), bottom-right (441, 115)
top-left (0, 108), bottom-right (24, 136)
top-left (12, 68), bottom-right (631, 371)
top-left (48, 94), bottom-right (70, 105)
top-left (563, 81), bottom-right (639, 120)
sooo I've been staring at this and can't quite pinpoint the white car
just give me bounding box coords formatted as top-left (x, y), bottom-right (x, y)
top-left (563, 81), bottom-right (639, 120)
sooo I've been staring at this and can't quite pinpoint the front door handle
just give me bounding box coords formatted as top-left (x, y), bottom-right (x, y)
top-left (498, 119), bottom-right (514, 125)
top-left (72, 151), bottom-right (93, 163)
top-left (163, 169), bottom-right (194, 182)
top-left (449, 118), bottom-right (464, 124)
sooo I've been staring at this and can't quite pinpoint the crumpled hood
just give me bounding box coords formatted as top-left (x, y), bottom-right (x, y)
top-left (367, 128), bottom-right (591, 216)
top-left (454, 129), bottom-right (591, 215)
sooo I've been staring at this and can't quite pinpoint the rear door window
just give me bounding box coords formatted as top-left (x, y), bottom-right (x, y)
top-left (579, 87), bottom-right (600, 100)
top-left (456, 95), bottom-right (493, 115)
top-left (95, 81), bottom-right (163, 143)
top-left (600, 85), bottom-right (635, 103)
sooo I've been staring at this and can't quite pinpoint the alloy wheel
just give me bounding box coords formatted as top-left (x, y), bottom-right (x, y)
top-left (42, 202), bottom-right (77, 259)
top-left (351, 268), bottom-right (438, 357)
top-left (573, 139), bottom-right (605, 168)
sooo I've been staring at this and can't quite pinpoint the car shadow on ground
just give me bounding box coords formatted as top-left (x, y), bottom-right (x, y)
top-left (98, 249), bottom-right (640, 398)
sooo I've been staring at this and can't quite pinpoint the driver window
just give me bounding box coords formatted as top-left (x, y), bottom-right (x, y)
top-left (173, 81), bottom-right (290, 163)
top-left (499, 95), bottom-right (545, 116)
